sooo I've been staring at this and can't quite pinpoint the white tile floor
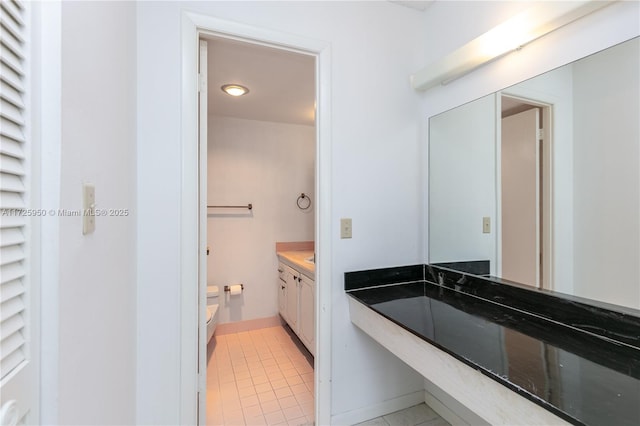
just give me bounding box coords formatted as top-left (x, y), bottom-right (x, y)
top-left (354, 403), bottom-right (450, 426)
top-left (206, 326), bottom-right (449, 426)
top-left (206, 325), bottom-right (314, 426)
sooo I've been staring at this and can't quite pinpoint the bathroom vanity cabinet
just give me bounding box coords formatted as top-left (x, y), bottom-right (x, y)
top-left (298, 274), bottom-right (315, 353)
top-left (277, 260), bottom-right (315, 356)
top-left (279, 264), bottom-right (298, 329)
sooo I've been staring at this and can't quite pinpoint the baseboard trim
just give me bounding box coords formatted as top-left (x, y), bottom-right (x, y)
top-left (215, 315), bottom-right (282, 335)
top-left (331, 390), bottom-right (424, 426)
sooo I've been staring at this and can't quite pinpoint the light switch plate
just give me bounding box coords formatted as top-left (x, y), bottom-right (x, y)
top-left (482, 216), bottom-right (491, 234)
top-left (83, 183), bottom-right (96, 235)
top-left (340, 218), bottom-right (352, 239)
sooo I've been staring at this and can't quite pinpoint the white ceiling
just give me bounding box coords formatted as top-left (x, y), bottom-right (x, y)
top-left (390, 1), bottom-right (435, 12)
top-left (206, 36), bottom-right (316, 126)
top-left (204, 2), bottom-right (432, 127)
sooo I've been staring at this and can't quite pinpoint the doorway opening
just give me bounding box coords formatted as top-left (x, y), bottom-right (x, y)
top-left (500, 95), bottom-right (553, 290)
top-left (199, 33), bottom-right (318, 425)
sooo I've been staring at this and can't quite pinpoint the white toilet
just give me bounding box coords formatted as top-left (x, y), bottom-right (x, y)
top-left (206, 285), bottom-right (220, 342)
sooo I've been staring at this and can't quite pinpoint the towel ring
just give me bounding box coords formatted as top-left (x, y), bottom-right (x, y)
top-left (297, 193), bottom-right (311, 210)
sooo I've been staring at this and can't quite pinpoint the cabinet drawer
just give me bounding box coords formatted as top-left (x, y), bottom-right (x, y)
top-left (281, 264), bottom-right (298, 278)
top-left (277, 263), bottom-right (287, 281)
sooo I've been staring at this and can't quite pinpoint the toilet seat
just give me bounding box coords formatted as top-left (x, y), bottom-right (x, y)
top-left (206, 285), bottom-right (219, 342)
top-left (206, 304), bottom-right (219, 342)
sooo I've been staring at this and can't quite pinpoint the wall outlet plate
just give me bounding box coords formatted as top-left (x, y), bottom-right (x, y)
top-left (340, 218), bottom-right (352, 239)
top-left (482, 216), bottom-right (491, 234)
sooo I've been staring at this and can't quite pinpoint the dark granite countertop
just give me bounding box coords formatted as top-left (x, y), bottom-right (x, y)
top-left (345, 264), bottom-right (640, 426)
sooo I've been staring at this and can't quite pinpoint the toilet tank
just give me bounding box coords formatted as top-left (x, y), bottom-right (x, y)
top-left (207, 285), bottom-right (219, 303)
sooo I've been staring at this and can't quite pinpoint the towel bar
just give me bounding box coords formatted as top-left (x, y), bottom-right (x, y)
top-left (208, 204), bottom-right (252, 210)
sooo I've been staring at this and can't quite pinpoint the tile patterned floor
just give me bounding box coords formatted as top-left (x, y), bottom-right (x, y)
top-left (354, 403), bottom-right (450, 426)
top-left (206, 325), bottom-right (314, 426)
top-left (207, 327), bottom-right (449, 426)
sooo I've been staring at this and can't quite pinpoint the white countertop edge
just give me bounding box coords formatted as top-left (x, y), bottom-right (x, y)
top-left (348, 297), bottom-right (570, 426)
top-left (277, 251), bottom-right (315, 279)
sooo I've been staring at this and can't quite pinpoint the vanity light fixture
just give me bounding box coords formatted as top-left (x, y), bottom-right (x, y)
top-left (221, 84), bottom-right (249, 97)
top-left (411, 1), bottom-right (612, 91)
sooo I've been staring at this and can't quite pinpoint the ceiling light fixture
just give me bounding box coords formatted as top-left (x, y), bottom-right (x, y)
top-left (221, 84), bottom-right (249, 97)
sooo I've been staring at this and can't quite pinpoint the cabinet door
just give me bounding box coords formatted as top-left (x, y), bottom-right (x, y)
top-left (299, 275), bottom-right (315, 355)
top-left (277, 264), bottom-right (287, 318)
top-left (285, 269), bottom-right (299, 331)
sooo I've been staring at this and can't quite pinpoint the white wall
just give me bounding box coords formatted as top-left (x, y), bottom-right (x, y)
top-left (207, 116), bottom-right (314, 323)
top-left (429, 94), bottom-right (497, 273)
top-left (572, 38), bottom-right (640, 308)
top-left (137, 2), bottom-right (427, 424)
top-left (58, 1), bottom-right (137, 424)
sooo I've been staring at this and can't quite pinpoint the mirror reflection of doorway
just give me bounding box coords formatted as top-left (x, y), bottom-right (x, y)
top-left (501, 96), bottom-right (552, 289)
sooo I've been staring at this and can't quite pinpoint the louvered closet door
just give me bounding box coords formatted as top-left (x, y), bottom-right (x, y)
top-left (1, 0), bottom-right (38, 424)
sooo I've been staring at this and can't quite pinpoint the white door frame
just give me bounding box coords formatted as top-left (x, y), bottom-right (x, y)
top-left (497, 93), bottom-right (554, 290)
top-left (196, 38), bottom-right (208, 424)
top-left (180, 12), bottom-right (332, 425)
top-left (33, 2), bottom-right (62, 423)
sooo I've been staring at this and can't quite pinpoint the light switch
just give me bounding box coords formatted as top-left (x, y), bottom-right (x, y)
top-left (482, 216), bottom-right (491, 234)
top-left (340, 218), bottom-right (352, 239)
top-left (83, 183), bottom-right (96, 235)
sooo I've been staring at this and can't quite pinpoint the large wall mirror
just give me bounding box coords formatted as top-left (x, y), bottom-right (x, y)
top-left (429, 37), bottom-right (639, 310)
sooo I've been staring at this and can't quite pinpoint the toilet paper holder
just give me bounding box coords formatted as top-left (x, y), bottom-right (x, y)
top-left (224, 284), bottom-right (244, 292)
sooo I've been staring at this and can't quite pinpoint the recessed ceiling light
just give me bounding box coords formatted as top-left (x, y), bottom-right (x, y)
top-left (221, 84), bottom-right (249, 97)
